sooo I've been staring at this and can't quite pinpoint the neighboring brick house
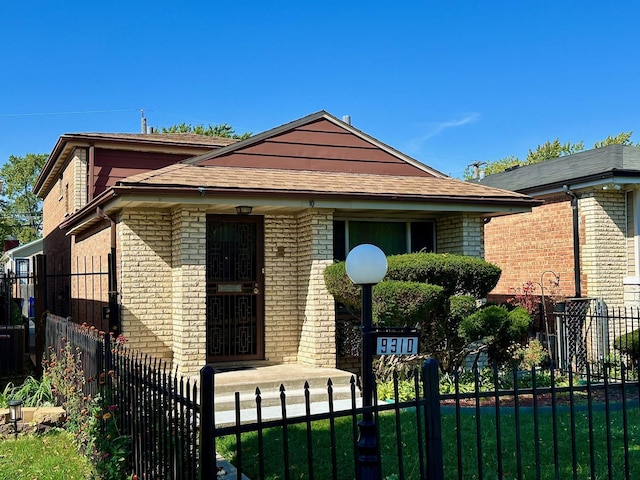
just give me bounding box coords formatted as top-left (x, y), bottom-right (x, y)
top-left (480, 144), bottom-right (640, 309)
top-left (34, 111), bottom-right (537, 375)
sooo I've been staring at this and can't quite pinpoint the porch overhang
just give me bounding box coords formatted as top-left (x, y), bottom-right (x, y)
top-left (60, 188), bottom-right (538, 236)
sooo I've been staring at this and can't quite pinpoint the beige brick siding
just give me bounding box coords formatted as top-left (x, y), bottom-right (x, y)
top-left (264, 215), bottom-right (302, 363)
top-left (119, 210), bottom-right (174, 363)
top-left (73, 149), bottom-right (88, 212)
top-left (436, 213), bottom-right (484, 257)
top-left (581, 192), bottom-right (626, 307)
top-left (296, 210), bottom-right (336, 367)
top-left (42, 148), bottom-right (87, 238)
top-left (170, 208), bottom-right (207, 375)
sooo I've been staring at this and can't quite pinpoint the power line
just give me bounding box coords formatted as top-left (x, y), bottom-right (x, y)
top-left (0, 108), bottom-right (139, 118)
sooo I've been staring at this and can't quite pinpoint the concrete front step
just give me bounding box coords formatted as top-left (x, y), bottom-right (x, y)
top-left (209, 364), bottom-right (357, 396)
top-left (205, 363), bottom-right (361, 426)
top-left (214, 383), bottom-right (356, 412)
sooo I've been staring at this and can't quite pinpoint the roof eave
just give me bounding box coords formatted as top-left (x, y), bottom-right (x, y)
top-left (59, 185), bottom-right (539, 235)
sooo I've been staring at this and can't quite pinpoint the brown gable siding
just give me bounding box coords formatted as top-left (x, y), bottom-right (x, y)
top-left (93, 148), bottom-right (194, 195)
top-left (196, 118), bottom-right (434, 177)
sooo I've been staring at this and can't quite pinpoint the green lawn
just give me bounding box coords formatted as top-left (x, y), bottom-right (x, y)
top-left (0, 429), bottom-right (95, 480)
top-left (217, 406), bottom-right (640, 480)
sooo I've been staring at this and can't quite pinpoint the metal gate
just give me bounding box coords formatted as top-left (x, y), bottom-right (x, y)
top-left (206, 215), bottom-right (264, 362)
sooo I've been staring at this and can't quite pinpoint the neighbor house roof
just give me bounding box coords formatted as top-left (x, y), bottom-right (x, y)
top-left (0, 238), bottom-right (43, 265)
top-left (479, 144), bottom-right (640, 195)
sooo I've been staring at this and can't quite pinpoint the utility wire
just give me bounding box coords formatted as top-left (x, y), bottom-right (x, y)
top-left (0, 108), bottom-right (139, 118)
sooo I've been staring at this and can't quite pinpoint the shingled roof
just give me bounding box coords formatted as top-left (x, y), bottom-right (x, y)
top-left (116, 163), bottom-right (535, 204)
top-left (479, 144), bottom-right (640, 194)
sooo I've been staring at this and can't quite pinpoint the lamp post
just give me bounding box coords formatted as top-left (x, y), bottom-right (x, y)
top-left (345, 244), bottom-right (388, 480)
top-left (8, 399), bottom-right (23, 440)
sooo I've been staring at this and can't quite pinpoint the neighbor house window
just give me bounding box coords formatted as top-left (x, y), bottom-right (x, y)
top-left (15, 259), bottom-right (29, 284)
top-left (333, 219), bottom-right (435, 261)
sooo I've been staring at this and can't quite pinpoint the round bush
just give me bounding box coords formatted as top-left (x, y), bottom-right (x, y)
top-left (373, 281), bottom-right (446, 327)
top-left (614, 329), bottom-right (640, 361)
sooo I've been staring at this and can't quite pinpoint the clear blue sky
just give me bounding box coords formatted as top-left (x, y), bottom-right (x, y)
top-left (2, 1), bottom-right (639, 178)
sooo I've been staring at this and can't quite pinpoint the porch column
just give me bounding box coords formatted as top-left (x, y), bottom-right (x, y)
top-left (436, 213), bottom-right (484, 257)
top-left (171, 207), bottom-right (207, 376)
top-left (297, 209), bottom-right (336, 367)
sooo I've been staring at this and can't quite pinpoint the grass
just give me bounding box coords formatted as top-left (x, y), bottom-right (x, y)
top-left (0, 429), bottom-right (95, 480)
top-left (217, 406), bottom-right (640, 480)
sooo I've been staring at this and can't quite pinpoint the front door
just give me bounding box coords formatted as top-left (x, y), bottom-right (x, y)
top-left (206, 215), bottom-right (264, 362)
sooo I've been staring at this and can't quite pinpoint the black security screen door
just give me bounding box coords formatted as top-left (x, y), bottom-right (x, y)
top-left (206, 215), bottom-right (264, 362)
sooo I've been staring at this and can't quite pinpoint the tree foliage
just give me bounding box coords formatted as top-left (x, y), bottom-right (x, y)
top-left (0, 153), bottom-right (47, 243)
top-left (159, 122), bottom-right (251, 140)
top-left (465, 131), bottom-right (638, 179)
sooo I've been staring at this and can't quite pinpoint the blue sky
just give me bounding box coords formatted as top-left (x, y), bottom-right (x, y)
top-left (1, 1), bottom-right (639, 178)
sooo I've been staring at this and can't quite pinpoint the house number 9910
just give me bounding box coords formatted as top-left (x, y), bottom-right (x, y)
top-left (376, 336), bottom-right (418, 355)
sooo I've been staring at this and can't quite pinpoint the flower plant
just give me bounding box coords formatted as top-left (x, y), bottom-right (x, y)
top-left (43, 329), bottom-right (131, 480)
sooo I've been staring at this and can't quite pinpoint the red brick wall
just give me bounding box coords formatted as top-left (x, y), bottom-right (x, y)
top-left (484, 194), bottom-right (577, 298)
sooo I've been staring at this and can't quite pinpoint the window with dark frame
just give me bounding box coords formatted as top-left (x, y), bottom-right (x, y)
top-left (333, 219), bottom-right (435, 261)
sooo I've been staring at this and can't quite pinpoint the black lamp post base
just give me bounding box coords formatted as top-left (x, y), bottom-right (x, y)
top-left (357, 418), bottom-right (380, 480)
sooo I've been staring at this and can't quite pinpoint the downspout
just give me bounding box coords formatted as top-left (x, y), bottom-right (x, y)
top-left (563, 185), bottom-right (582, 297)
top-left (97, 207), bottom-right (120, 335)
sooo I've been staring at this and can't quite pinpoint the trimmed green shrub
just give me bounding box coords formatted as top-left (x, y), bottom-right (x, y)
top-left (459, 305), bottom-right (532, 364)
top-left (324, 261), bottom-right (361, 311)
top-left (385, 253), bottom-right (501, 297)
top-left (434, 295), bottom-right (478, 372)
top-left (373, 281), bottom-right (446, 327)
top-left (614, 329), bottom-right (640, 362)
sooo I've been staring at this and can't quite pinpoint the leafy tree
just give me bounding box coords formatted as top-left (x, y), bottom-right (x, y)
top-left (1, 153), bottom-right (47, 243)
top-left (159, 122), bottom-right (251, 140)
top-left (465, 131), bottom-right (637, 180)
top-left (525, 139), bottom-right (584, 165)
top-left (594, 131), bottom-right (635, 148)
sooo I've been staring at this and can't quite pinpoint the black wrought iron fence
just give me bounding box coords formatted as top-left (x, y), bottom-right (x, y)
top-left (552, 301), bottom-right (640, 379)
top-left (46, 312), bottom-right (640, 480)
top-left (45, 314), bottom-right (200, 480)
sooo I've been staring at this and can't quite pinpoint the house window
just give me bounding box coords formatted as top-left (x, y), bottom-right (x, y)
top-left (15, 259), bottom-right (29, 284)
top-left (333, 219), bottom-right (435, 261)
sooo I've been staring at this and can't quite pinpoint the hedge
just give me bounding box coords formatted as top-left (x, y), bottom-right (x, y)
top-left (373, 281), bottom-right (446, 327)
top-left (385, 253), bottom-right (501, 297)
top-left (614, 329), bottom-right (640, 362)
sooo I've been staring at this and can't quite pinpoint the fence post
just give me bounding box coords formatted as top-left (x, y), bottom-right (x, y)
top-left (199, 365), bottom-right (216, 480)
top-left (422, 358), bottom-right (444, 480)
top-left (104, 332), bottom-right (112, 373)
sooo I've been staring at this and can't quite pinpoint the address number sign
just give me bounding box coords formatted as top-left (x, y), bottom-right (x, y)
top-left (375, 336), bottom-right (419, 355)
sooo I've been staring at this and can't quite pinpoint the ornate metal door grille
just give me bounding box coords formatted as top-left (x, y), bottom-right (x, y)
top-left (206, 216), bottom-right (264, 361)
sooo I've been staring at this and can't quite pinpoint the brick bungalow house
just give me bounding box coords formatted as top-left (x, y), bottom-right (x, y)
top-left (34, 111), bottom-right (537, 375)
top-left (479, 144), bottom-right (640, 309)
